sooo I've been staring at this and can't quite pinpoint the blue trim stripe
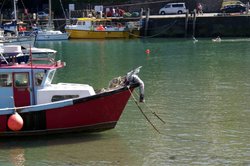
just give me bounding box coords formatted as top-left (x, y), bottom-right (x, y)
top-left (0, 99), bottom-right (73, 115)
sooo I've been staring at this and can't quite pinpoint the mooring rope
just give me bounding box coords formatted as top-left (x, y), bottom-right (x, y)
top-left (132, 89), bottom-right (166, 124)
top-left (129, 20), bottom-right (178, 38)
top-left (128, 88), bottom-right (161, 134)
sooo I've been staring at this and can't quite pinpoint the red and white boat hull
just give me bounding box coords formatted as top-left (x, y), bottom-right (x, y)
top-left (0, 84), bottom-right (138, 136)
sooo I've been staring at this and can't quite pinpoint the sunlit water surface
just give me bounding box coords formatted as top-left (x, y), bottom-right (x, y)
top-left (0, 38), bottom-right (249, 165)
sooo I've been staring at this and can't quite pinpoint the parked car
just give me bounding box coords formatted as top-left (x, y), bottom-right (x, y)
top-left (220, 4), bottom-right (246, 13)
top-left (159, 3), bottom-right (187, 15)
top-left (37, 11), bottom-right (48, 18)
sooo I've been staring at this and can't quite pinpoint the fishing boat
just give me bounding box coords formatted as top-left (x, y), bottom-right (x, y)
top-left (0, 51), bottom-right (144, 136)
top-left (65, 17), bottom-right (141, 39)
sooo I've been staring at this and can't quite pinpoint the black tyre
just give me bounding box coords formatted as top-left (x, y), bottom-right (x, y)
top-left (177, 10), bottom-right (183, 14)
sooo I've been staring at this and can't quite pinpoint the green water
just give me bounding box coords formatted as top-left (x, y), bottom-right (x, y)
top-left (0, 38), bottom-right (250, 165)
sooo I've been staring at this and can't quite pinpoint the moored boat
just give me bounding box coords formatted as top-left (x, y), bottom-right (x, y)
top-left (34, 28), bottom-right (69, 41)
top-left (65, 17), bottom-right (141, 39)
top-left (212, 36), bottom-right (221, 42)
top-left (0, 44), bottom-right (57, 64)
top-left (34, 0), bottom-right (69, 41)
top-left (0, 28), bottom-right (35, 48)
top-left (0, 0), bottom-right (36, 47)
top-left (0, 52), bottom-right (144, 136)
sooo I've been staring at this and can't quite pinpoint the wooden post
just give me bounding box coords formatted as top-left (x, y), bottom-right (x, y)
top-left (0, 14), bottom-right (3, 25)
top-left (69, 10), bottom-right (71, 20)
top-left (140, 8), bottom-right (143, 19)
top-left (247, 2), bottom-right (249, 14)
top-left (139, 8), bottom-right (143, 32)
top-left (49, 0), bottom-right (52, 27)
top-left (145, 8), bottom-right (150, 37)
top-left (192, 9), bottom-right (197, 38)
top-left (185, 9), bottom-right (189, 38)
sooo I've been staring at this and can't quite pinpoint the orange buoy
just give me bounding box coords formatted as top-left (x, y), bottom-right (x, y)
top-left (8, 112), bottom-right (23, 131)
top-left (145, 49), bottom-right (150, 54)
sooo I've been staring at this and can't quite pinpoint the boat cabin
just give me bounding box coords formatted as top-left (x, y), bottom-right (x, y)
top-left (0, 49), bottom-right (95, 109)
top-left (66, 17), bottom-right (127, 31)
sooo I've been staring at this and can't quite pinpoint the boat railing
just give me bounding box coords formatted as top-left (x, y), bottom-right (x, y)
top-left (0, 53), bottom-right (9, 64)
top-left (30, 57), bottom-right (55, 64)
top-left (0, 52), bottom-right (56, 66)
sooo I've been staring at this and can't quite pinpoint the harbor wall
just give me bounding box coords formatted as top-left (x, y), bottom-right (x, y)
top-left (141, 14), bottom-right (250, 38)
top-left (3, 14), bottom-right (250, 38)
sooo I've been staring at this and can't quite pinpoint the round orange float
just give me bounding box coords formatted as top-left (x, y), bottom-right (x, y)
top-left (145, 49), bottom-right (150, 54)
top-left (7, 112), bottom-right (23, 131)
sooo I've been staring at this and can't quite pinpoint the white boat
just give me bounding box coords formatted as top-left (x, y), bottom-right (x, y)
top-left (1, 0), bottom-right (35, 47)
top-left (0, 34), bottom-right (35, 48)
top-left (22, 46), bottom-right (57, 55)
top-left (34, 28), bottom-right (69, 41)
top-left (34, 0), bottom-right (69, 41)
top-left (0, 44), bottom-right (57, 64)
top-left (212, 36), bottom-right (222, 42)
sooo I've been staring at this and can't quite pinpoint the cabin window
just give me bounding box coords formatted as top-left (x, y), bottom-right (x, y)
top-left (77, 21), bottom-right (85, 26)
top-left (14, 73), bottom-right (29, 87)
top-left (51, 95), bottom-right (79, 102)
top-left (45, 70), bottom-right (55, 85)
top-left (35, 72), bottom-right (45, 86)
top-left (0, 74), bottom-right (12, 87)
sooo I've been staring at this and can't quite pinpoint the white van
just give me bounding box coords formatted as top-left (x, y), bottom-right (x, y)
top-left (159, 3), bottom-right (187, 15)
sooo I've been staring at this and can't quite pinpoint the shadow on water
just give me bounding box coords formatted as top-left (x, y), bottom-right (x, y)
top-left (0, 132), bottom-right (106, 149)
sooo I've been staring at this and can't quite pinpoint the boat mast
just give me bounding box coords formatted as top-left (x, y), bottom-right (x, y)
top-left (48, 0), bottom-right (52, 28)
top-left (13, 0), bottom-right (18, 35)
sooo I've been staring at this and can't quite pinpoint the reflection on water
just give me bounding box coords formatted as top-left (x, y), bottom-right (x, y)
top-left (9, 148), bottom-right (25, 166)
top-left (0, 132), bottom-right (139, 165)
top-left (0, 39), bottom-right (250, 165)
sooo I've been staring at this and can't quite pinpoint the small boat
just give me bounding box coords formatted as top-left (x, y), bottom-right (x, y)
top-left (65, 17), bottom-right (141, 39)
top-left (21, 46), bottom-right (57, 57)
top-left (0, 0), bottom-right (36, 47)
top-left (34, 28), bottom-right (69, 41)
top-left (0, 44), bottom-right (57, 64)
top-left (0, 28), bottom-right (36, 48)
top-left (212, 36), bottom-right (221, 42)
top-left (0, 44), bottom-right (29, 64)
top-left (33, 0), bottom-right (69, 41)
top-left (0, 51), bottom-right (144, 137)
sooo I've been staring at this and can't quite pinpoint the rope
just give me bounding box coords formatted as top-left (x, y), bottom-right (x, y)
top-left (133, 90), bottom-right (166, 124)
top-left (0, 0), bottom-right (6, 14)
top-left (128, 20), bottom-right (178, 38)
top-left (59, 0), bottom-right (67, 20)
top-left (128, 88), bottom-right (161, 134)
top-left (142, 20), bottom-right (178, 38)
top-left (20, 0), bottom-right (33, 26)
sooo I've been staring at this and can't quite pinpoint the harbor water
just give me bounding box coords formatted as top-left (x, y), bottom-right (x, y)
top-left (0, 38), bottom-right (250, 165)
